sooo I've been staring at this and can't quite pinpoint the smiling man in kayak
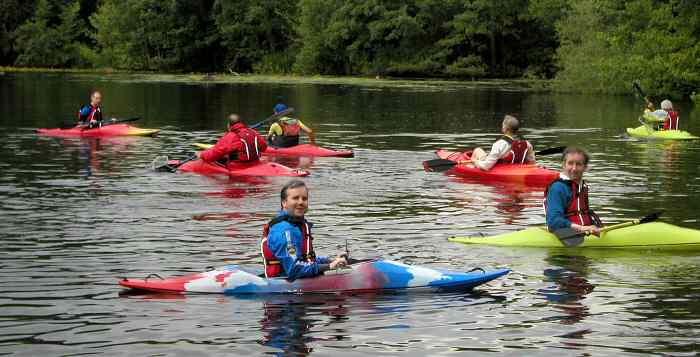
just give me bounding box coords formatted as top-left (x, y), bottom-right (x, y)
top-left (198, 114), bottom-right (267, 166)
top-left (261, 180), bottom-right (347, 280)
top-left (77, 90), bottom-right (103, 128)
top-left (462, 115), bottom-right (535, 170)
top-left (267, 103), bottom-right (316, 148)
top-left (544, 147), bottom-right (602, 235)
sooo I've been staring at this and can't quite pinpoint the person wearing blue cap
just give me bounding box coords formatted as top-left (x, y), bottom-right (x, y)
top-left (267, 103), bottom-right (316, 148)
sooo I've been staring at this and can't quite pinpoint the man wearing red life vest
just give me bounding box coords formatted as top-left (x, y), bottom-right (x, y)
top-left (660, 100), bottom-right (680, 130)
top-left (199, 114), bottom-right (267, 167)
top-left (544, 147), bottom-right (602, 235)
top-left (463, 115), bottom-right (535, 170)
top-left (77, 91), bottom-right (103, 128)
top-left (261, 180), bottom-right (347, 280)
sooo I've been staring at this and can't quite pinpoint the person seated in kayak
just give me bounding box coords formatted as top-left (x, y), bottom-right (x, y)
top-left (544, 147), bottom-right (602, 235)
top-left (261, 180), bottom-right (347, 280)
top-left (198, 114), bottom-right (267, 166)
top-left (660, 100), bottom-right (679, 130)
top-left (461, 115), bottom-right (535, 170)
top-left (77, 91), bottom-right (103, 128)
top-left (267, 103), bottom-right (316, 148)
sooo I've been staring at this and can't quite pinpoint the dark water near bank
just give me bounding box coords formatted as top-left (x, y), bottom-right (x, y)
top-left (1, 73), bottom-right (700, 356)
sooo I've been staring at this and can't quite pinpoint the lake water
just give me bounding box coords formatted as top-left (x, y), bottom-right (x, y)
top-left (1, 73), bottom-right (699, 356)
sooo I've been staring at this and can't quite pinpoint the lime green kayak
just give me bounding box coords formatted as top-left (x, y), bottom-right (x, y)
top-left (626, 125), bottom-right (698, 140)
top-left (449, 222), bottom-right (700, 250)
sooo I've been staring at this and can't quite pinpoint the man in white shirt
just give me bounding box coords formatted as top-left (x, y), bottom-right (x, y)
top-left (464, 115), bottom-right (535, 170)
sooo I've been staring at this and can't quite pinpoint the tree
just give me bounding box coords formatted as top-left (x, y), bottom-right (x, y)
top-left (14, 0), bottom-right (86, 67)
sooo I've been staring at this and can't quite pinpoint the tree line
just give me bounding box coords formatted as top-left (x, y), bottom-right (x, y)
top-left (1, 0), bottom-right (699, 98)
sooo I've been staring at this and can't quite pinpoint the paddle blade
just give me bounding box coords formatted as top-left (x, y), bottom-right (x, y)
top-left (151, 155), bottom-right (172, 172)
top-left (535, 146), bottom-right (566, 156)
top-left (553, 227), bottom-right (585, 247)
top-left (423, 159), bottom-right (457, 172)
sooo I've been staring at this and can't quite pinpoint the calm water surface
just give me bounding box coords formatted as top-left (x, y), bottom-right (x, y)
top-left (1, 73), bottom-right (699, 356)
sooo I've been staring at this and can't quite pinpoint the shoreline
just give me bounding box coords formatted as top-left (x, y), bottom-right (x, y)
top-left (0, 66), bottom-right (551, 91)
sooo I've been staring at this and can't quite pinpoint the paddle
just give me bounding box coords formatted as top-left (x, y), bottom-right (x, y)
top-left (60, 117), bottom-right (141, 129)
top-left (151, 154), bottom-right (198, 173)
top-left (423, 146), bottom-right (567, 173)
top-left (553, 211), bottom-right (664, 247)
top-left (250, 107), bottom-right (294, 130)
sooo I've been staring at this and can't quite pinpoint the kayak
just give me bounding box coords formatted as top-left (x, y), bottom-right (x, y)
top-left (118, 260), bottom-right (510, 294)
top-left (175, 158), bottom-right (309, 177)
top-left (194, 143), bottom-right (353, 158)
top-left (36, 124), bottom-right (160, 137)
top-left (436, 149), bottom-right (559, 186)
top-left (626, 125), bottom-right (698, 140)
top-left (449, 222), bottom-right (700, 250)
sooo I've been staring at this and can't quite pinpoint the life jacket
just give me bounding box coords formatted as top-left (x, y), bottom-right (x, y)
top-left (229, 123), bottom-right (264, 162)
top-left (497, 135), bottom-right (530, 164)
top-left (664, 110), bottom-right (679, 130)
top-left (260, 215), bottom-right (316, 278)
top-left (270, 118), bottom-right (301, 148)
top-left (78, 104), bottom-right (102, 124)
top-left (544, 178), bottom-right (602, 227)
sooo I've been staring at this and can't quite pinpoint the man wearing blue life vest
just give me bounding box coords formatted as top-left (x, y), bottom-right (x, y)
top-left (463, 115), bottom-right (535, 170)
top-left (77, 91), bottom-right (103, 128)
top-left (544, 147), bottom-right (602, 235)
top-left (267, 103), bottom-right (316, 148)
top-left (261, 180), bottom-right (347, 280)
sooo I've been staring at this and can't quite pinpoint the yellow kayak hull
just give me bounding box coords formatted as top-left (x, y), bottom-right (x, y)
top-left (626, 125), bottom-right (698, 140)
top-left (449, 222), bottom-right (700, 250)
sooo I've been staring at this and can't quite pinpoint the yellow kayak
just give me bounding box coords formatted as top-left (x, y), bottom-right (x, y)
top-left (449, 222), bottom-right (700, 250)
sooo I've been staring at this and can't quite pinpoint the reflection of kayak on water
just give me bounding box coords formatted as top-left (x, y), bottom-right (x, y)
top-left (119, 260), bottom-right (510, 294)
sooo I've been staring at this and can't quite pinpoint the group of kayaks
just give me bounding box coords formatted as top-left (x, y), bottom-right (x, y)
top-left (35, 109), bottom-right (700, 297)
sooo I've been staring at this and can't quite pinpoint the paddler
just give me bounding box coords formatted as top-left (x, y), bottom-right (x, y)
top-left (261, 180), bottom-right (347, 280)
top-left (461, 115), bottom-right (535, 170)
top-left (77, 90), bottom-right (103, 128)
top-left (660, 100), bottom-right (680, 130)
top-left (544, 147), bottom-right (602, 235)
top-left (267, 103), bottom-right (316, 148)
top-left (198, 114), bottom-right (268, 166)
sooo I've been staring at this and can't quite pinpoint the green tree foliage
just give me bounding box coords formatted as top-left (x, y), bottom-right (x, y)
top-left (213, 0), bottom-right (298, 73)
top-left (555, 0), bottom-right (700, 98)
top-left (0, 0), bottom-right (37, 65)
top-left (91, 0), bottom-right (211, 71)
top-left (13, 0), bottom-right (86, 67)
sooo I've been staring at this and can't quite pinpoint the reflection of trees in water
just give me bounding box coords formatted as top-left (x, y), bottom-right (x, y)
top-left (539, 254), bottom-right (594, 325)
top-left (258, 295), bottom-right (348, 357)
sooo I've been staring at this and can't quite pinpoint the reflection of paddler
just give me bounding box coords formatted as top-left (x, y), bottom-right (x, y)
top-left (267, 103), bottom-right (316, 148)
top-left (540, 254), bottom-right (594, 325)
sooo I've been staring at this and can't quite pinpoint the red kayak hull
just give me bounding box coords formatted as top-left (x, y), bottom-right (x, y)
top-left (35, 124), bottom-right (160, 137)
top-left (266, 144), bottom-right (353, 158)
top-left (436, 149), bottom-right (558, 186)
top-left (177, 159), bottom-right (309, 177)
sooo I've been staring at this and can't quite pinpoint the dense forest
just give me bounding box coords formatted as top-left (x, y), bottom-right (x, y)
top-left (1, 0), bottom-right (699, 98)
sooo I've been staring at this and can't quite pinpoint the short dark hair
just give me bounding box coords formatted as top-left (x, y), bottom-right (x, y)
top-left (562, 146), bottom-right (590, 165)
top-left (281, 179), bottom-right (307, 202)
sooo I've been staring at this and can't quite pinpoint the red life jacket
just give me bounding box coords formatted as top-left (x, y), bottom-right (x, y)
top-left (497, 136), bottom-right (530, 164)
top-left (230, 122), bottom-right (265, 162)
top-left (664, 110), bottom-right (679, 130)
top-left (544, 178), bottom-right (602, 227)
top-left (260, 216), bottom-right (316, 278)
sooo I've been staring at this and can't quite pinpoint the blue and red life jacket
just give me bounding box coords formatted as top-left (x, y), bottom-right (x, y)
top-left (544, 178), bottom-right (602, 227)
top-left (260, 215), bottom-right (316, 278)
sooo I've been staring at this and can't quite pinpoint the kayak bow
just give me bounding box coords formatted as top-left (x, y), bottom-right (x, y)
top-left (449, 222), bottom-right (700, 250)
top-left (119, 260), bottom-right (510, 294)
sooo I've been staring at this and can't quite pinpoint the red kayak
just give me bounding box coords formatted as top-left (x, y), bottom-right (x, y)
top-left (36, 124), bottom-right (160, 138)
top-left (174, 159), bottom-right (309, 177)
top-left (435, 149), bottom-right (558, 186)
top-left (194, 143), bottom-right (353, 158)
